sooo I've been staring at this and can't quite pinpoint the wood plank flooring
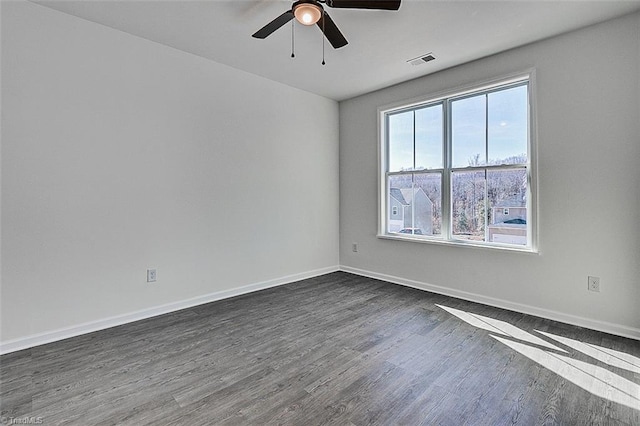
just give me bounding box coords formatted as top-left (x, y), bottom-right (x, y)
top-left (1, 272), bottom-right (639, 425)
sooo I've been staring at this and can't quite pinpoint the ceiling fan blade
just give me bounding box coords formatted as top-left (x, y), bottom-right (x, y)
top-left (252, 10), bottom-right (294, 39)
top-left (325, 0), bottom-right (401, 10)
top-left (317, 12), bottom-right (348, 49)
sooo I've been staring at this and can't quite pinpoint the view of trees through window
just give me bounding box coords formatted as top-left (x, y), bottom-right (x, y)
top-left (385, 81), bottom-right (531, 247)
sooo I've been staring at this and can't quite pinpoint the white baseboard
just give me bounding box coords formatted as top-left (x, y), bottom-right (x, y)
top-left (340, 265), bottom-right (640, 341)
top-left (3, 264), bottom-right (637, 354)
top-left (0, 266), bottom-right (340, 355)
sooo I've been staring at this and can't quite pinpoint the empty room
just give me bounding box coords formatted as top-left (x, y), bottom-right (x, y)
top-left (1, 0), bottom-right (639, 424)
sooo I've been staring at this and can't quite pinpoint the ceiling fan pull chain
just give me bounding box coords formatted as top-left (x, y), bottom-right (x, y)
top-left (321, 11), bottom-right (326, 65)
top-left (291, 18), bottom-right (295, 58)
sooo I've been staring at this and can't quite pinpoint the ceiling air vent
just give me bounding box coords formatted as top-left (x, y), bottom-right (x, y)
top-left (407, 53), bottom-right (435, 66)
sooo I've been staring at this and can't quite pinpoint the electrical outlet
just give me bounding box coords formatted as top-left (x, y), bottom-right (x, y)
top-left (588, 276), bottom-right (600, 292)
top-left (352, 243), bottom-right (358, 253)
top-left (147, 268), bottom-right (157, 283)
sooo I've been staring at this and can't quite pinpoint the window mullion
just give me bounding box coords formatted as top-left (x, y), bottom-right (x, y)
top-left (412, 111), bottom-right (416, 232)
top-left (413, 110), bottom-right (416, 171)
top-left (443, 100), bottom-right (452, 241)
top-left (484, 94), bottom-right (489, 242)
top-left (451, 164), bottom-right (527, 173)
top-left (388, 169), bottom-right (445, 176)
top-left (484, 169), bottom-right (489, 243)
top-left (485, 94), bottom-right (489, 165)
top-left (411, 173), bottom-right (416, 232)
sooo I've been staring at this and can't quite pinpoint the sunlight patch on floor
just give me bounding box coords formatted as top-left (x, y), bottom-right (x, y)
top-left (492, 335), bottom-right (640, 411)
top-left (436, 305), bottom-right (566, 352)
top-left (537, 330), bottom-right (640, 375)
top-left (438, 305), bottom-right (640, 411)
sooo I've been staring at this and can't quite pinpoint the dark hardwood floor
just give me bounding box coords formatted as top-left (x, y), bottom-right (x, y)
top-left (2, 272), bottom-right (639, 425)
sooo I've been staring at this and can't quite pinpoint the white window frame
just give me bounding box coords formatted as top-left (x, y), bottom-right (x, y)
top-left (377, 71), bottom-right (538, 253)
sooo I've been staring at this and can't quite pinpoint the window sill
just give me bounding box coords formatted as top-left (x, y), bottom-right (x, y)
top-left (377, 233), bottom-right (539, 254)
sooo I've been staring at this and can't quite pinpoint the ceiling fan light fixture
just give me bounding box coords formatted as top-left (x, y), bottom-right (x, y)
top-left (293, 2), bottom-right (322, 26)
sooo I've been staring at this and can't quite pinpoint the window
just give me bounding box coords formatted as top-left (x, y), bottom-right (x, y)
top-left (379, 74), bottom-right (536, 250)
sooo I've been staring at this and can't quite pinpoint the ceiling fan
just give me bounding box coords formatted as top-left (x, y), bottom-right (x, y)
top-left (252, 0), bottom-right (401, 49)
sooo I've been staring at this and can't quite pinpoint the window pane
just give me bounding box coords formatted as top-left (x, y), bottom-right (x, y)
top-left (388, 111), bottom-right (414, 172)
top-left (487, 169), bottom-right (528, 245)
top-left (452, 171), bottom-right (486, 241)
top-left (451, 94), bottom-right (486, 168)
top-left (388, 174), bottom-right (413, 233)
top-left (488, 85), bottom-right (528, 165)
top-left (414, 173), bottom-right (442, 236)
top-left (415, 104), bottom-right (443, 170)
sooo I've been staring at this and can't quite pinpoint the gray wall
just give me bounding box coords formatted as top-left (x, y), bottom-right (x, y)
top-left (1, 1), bottom-right (339, 345)
top-left (339, 12), bottom-right (640, 336)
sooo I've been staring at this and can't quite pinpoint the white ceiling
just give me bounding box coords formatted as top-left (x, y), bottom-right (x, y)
top-left (34, 0), bottom-right (640, 101)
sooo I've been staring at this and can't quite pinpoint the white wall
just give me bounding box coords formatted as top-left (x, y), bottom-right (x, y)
top-left (340, 12), bottom-right (640, 337)
top-left (1, 1), bottom-right (339, 347)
